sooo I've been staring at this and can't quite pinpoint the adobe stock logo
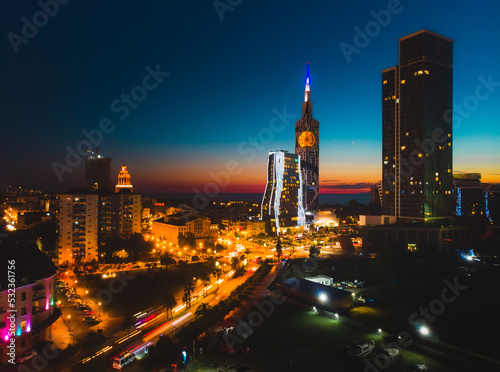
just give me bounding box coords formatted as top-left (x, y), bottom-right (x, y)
top-left (339, 0), bottom-right (410, 64)
top-left (7, 0), bottom-right (71, 54)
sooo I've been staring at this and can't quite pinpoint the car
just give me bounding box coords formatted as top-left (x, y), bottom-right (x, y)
top-left (371, 347), bottom-right (400, 362)
top-left (358, 295), bottom-right (375, 304)
top-left (17, 350), bottom-right (38, 363)
top-left (405, 363), bottom-right (429, 371)
top-left (83, 316), bottom-right (100, 324)
top-left (82, 310), bottom-right (94, 315)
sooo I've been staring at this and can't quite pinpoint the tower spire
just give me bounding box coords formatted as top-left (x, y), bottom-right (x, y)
top-left (302, 62), bottom-right (313, 117)
top-left (304, 62), bottom-right (311, 102)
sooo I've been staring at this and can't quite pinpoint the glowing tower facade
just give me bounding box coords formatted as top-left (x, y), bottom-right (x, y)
top-left (261, 150), bottom-right (306, 235)
top-left (295, 63), bottom-right (320, 211)
top-left (115, 164), bottom-right (133, 193)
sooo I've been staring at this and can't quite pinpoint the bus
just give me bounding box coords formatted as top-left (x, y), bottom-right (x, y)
top-left (112, 351), bottom-right (136, 369)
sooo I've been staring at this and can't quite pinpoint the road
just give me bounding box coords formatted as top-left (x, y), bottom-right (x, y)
top-left (53, 263), bottom-right (260, 371)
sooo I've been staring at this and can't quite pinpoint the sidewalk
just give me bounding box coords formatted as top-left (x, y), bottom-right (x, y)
top-left (51, 315), bottom-right (73, 350)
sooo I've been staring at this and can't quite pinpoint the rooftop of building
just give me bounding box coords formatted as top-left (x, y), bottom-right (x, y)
top-left (0, 230), bottom-right (57, 286)
top-left (154, 214), bottom-right (209, 226)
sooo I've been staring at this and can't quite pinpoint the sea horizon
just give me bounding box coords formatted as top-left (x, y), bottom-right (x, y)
top-left (146, 192), bottom-right (372, 206)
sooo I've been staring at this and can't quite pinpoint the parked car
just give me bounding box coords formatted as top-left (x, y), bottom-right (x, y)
top-left (358, 295), bottom-right (375, 304)
top-left (83, 316), bottom-right (100, 324)
top-left (371, 347), bottom-right (400, 363)
top-left (347, 340), bottom-right (375, 358)
top-left (405, 363), bottom-right (429, 371)
top-left (82, 310), bottom-right (94, 315)
top-left (17, 350), bottom-right (38, 363)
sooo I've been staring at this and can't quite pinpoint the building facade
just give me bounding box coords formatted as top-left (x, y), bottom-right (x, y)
top-left (295, 63), bottom-right (320, 211)
top-left (57, 194), bottom-right (98, 265)
top-left (382, 30), bottom-right (454, 219)
top-left (453, 172), bottom-right (499, 222)
top-left (111, 193), bottom-right (142, 239)
top-left (0, 232), bottom-right (59, 363)
top-left (85, 151), bottom-right (112, 192)
top-left (152, 216), bottom-right (212, 245)
top-left (261, 151), bottom-right (306, 235)
top-left (115, 165), bottom-right (133, 193)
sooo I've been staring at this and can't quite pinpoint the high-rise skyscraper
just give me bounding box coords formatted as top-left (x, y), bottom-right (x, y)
top-left (57, 194), bottom-right (98, 265)
top-left (295, 63), bottom-right (320, 211)
top-left (382, 30), bottom-right (454, 219)
top-left (261, 150), bottom-right (306, 235)
top-left (85, 150), bottom-right (112, 192)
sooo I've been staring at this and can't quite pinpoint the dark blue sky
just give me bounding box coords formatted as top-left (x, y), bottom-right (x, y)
top-left (1, 0), bottom-right (499, 193)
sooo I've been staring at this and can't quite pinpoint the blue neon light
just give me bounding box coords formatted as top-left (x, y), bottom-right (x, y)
top-left (485, 192), bottom-right (489, 218)
top-left (456, 188), bottom-right (462, 216)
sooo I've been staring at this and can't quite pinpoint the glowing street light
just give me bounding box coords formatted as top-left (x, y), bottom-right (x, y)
top-left (419, 325), bottom-right (430, 336)
top-left (319, 293), bottom-right (328, 303)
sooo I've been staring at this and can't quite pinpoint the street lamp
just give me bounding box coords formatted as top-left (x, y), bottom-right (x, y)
top-left (98, 302), bottom-right (102, 317)
top-left (85, 290), bottom-right (88, 304)
top-left (419, 326), bottom-right (430, 336)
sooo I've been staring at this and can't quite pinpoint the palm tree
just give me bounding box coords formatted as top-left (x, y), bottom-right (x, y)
top-left (123, 313), bottom-right (135, 337)
top-left (200, 274), bottom-right (211, 297)
top-left (275, 237), bottom-right (283, 261)
top-left (194, 302), bottom-right (213, 319)
top-left (160, 293), bottom-right (177, 319)
top-left (231, 256), bottom-right (240, 270)
top-left (183, 281), bottom-right (195, 308)
top-left (213, 267), bottom-right (223, 290)
top-left (244, 248), bottom-right (251, 263)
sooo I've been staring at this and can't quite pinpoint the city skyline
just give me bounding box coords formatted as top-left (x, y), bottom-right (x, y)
top-left (1, 1), bottom-right (499, 195)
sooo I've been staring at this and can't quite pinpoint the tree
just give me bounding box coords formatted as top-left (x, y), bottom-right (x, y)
top-left (160, 252), bottom-right (176, 267)
top-left (194, 302), bottom-right (213, 319)
top-left (231, 256), bottom-right (240, 270)
top-left (309, 245), bottom-right (320, 259)
top-left (244, 248), bottom-right (251, 262)
top-left (83, 329), bottom-right (106, 350)
top-left (213, 267), bottom-right (223, 290)
top-left (215, 243), bottom-right (225, 252)
top-left (178, 232), bottom-right (196, 248)
top-left (275, 237), bottom-right (283, 260)
top-left (160, 293), bottom-right (177, 319)
top-left (183, 280), bottom-right (195, 308)
top-left (123, 313), bottom-right (135, 336)
top-left (200, 274), bottom-right (211, 297)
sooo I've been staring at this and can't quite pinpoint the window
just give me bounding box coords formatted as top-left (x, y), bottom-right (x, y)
top-left (21, 320), bottom-right (26, 331)
top-left (21, 307), bottom-right (27, 316)
top-left (401, 80), bottom-right (405, 84)
top-left (21, 339), bottom-right (25, 348)
top-left (383, 80), bottom-right (388, 85)
top-left (21, 292), bottom-right (26, 301)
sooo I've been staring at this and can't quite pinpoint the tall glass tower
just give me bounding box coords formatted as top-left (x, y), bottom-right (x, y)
top-left (382, 30), bottom-right (454, 219)
top-left (295, 63), bottom-right (320, 211)
top-left (261, 151), bottom-right (306, 235)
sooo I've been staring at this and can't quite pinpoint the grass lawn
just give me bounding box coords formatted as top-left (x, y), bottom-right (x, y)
top-left (79, 263), bottom-right (214, 316)
top-left (207, 301), bottom-right (488, 371)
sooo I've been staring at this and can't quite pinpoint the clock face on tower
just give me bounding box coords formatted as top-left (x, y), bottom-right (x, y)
top-left (298, 131), bottom-right (315, 148)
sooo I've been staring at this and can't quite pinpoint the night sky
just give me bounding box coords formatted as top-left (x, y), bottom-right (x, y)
top-left (1, 0), bottom-right (499, 195)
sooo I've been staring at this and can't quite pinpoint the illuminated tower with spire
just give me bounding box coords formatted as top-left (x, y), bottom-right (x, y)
top-left (295, 62), bottom-right (320, 211)
top-left (115, 164), bottom-right (133, 193)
